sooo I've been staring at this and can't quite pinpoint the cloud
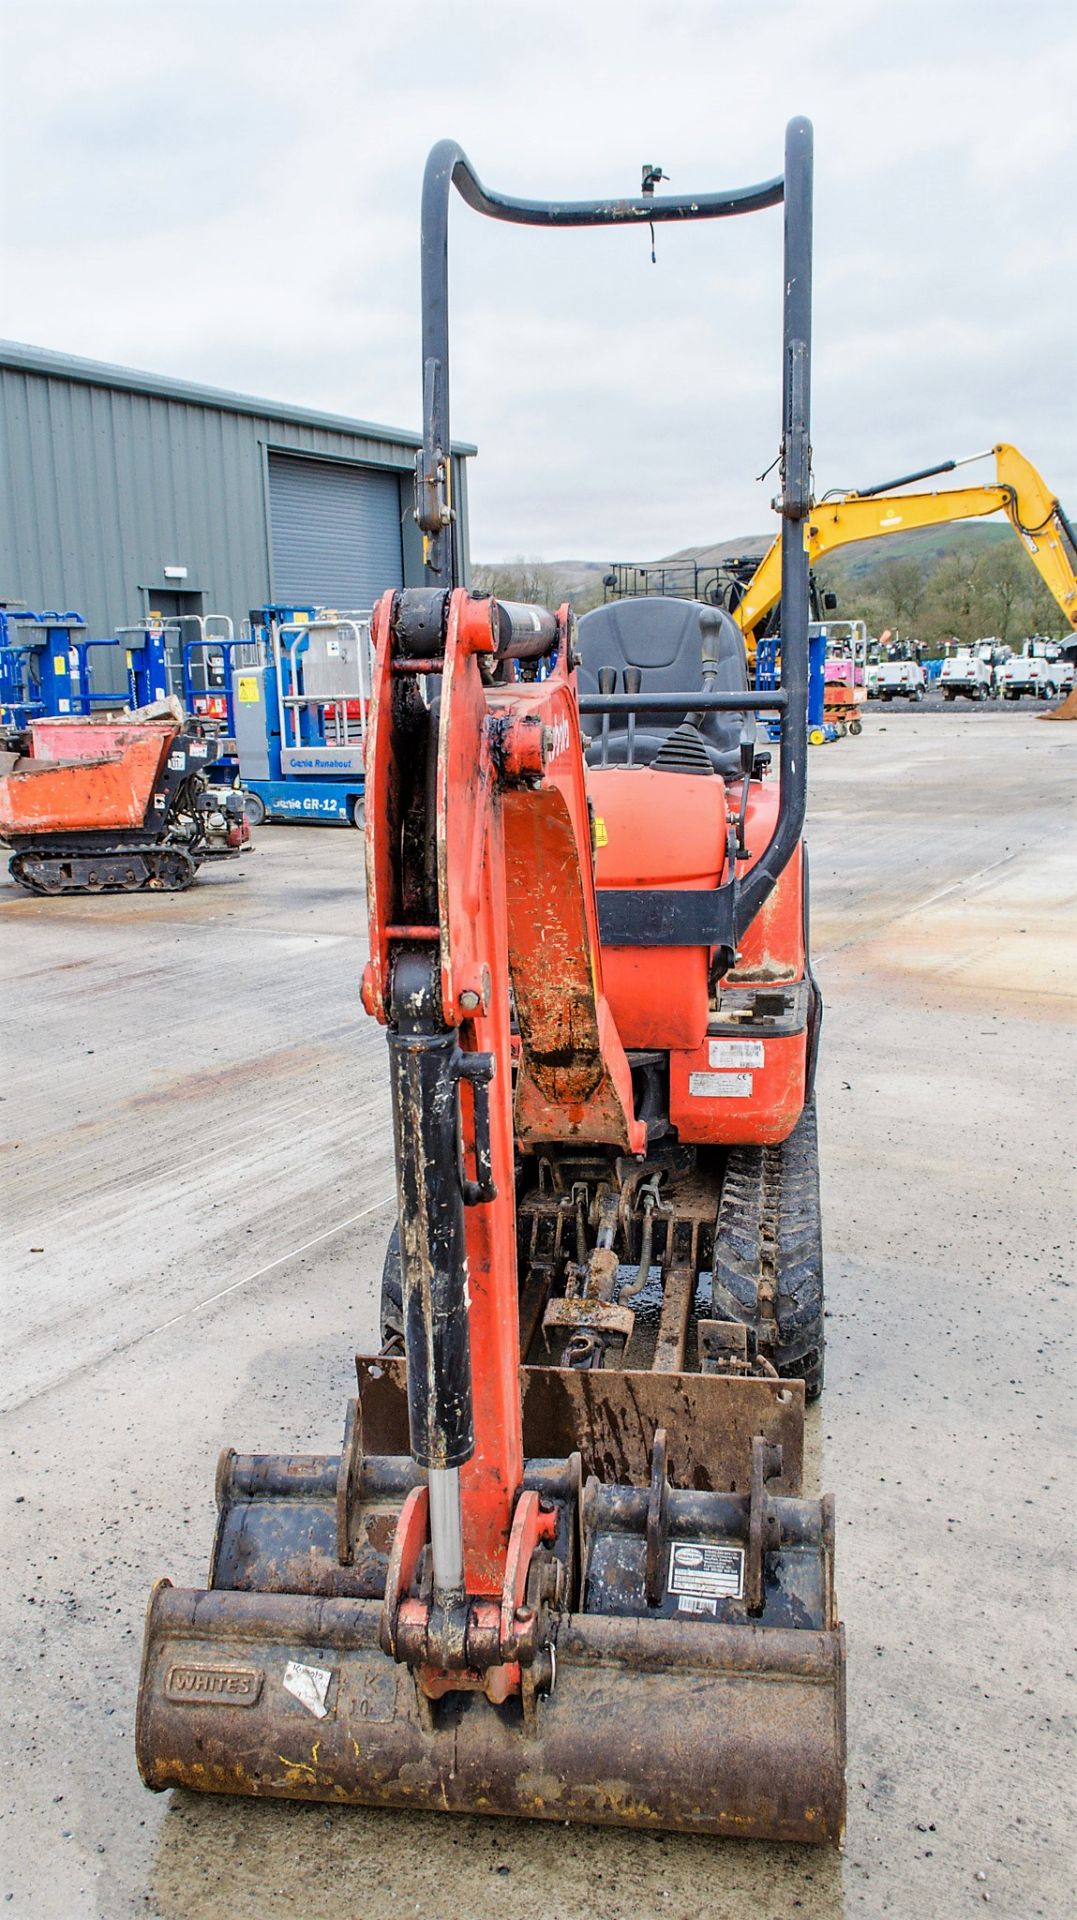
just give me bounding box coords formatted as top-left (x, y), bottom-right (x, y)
top-left (2, 0), bottom-right (1074, 560)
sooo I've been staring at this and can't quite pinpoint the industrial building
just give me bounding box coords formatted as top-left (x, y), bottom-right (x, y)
top-left (0, 341), bottom-right (474, 687)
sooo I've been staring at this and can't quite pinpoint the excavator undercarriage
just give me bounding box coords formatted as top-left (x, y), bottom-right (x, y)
top-left (380, 1105), bottom-right (825, 1394)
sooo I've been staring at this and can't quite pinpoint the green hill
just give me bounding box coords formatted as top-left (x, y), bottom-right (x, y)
top-left (480, 518), bottom-right (1069, 643)
top-left (814, 522), bottom-right (1009, 594)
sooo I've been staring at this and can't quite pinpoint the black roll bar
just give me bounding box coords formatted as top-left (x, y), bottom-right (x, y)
top-left (415, 117), bottom-right (813, 958)
top-left (579, 690), bottom-right (789, 715)
top-left (737, 115), bottom-right (812, 934)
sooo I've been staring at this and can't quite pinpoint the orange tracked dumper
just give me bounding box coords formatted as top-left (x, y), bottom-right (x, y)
top-left (0, 703), bottom-right (248, 893)
top-left (136, 117), bottom-right (846, 1842)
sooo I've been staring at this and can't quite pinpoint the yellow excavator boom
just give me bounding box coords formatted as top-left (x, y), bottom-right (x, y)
top-left (734, 443), bottom-right (1077, 654)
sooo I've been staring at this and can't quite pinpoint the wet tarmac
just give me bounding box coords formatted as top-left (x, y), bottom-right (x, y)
top-left (1, 705), bottom-right (1073, 1918)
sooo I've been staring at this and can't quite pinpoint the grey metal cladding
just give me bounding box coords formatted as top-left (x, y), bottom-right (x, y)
top-left (0, 342), bottom-right (477, 456)
top-left (0, 342), bottom-right (474, 652)
top-left (268, 454), bottom-right (405, 608)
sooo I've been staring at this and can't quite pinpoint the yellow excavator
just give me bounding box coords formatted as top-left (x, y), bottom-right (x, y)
top-left (732, 445), bottom-right (1077, 715)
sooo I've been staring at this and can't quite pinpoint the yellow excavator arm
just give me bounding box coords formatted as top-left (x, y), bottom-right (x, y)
top-left (734, 443), bottom-right (1077, 654)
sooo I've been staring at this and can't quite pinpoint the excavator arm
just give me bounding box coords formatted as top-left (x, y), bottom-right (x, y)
top-left (360, 586), bottom-right (645, 1595)
top-left (734, 442), bottom-right (1077, 654)
top-left (992, 443), bottom-right (1077, 631)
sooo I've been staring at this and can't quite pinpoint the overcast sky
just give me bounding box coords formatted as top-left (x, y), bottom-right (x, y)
top-left (3, 1), bottom-right (1075, 562)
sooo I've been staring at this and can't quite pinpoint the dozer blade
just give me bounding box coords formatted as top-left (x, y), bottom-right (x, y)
top-left (356, 1355), bottom-right (806, 1494)
top-left (137, 1584), bottom-right (844, 1843)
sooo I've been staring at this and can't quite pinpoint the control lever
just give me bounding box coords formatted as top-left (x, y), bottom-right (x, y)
top-left (687, 605), bottom-right (723, 727)
top-left (624, 667), bottom-right (642, 766)
top-left (699, 606), bottom-right (723, 691)
top-left (735, 722), bottom-right (755, 859)
top-left (597, 666), bottom-right (616, 765)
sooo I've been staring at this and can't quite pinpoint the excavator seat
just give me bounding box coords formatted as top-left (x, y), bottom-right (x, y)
top-left (577, 596), bottom-right (749, 775)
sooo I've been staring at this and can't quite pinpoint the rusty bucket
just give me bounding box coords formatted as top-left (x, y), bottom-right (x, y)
top-left (136, 1364), bottom-right (845, 1844)
top-left (138, 1583), bottom-right (844, 1840)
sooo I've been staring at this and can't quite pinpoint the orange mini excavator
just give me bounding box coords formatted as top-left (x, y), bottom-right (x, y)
top-left (137, 118), bottom-right (846, 1843)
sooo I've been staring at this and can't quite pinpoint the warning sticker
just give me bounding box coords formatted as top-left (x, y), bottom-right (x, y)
top-left (708, 1039), bottom-right (765, 1069)
top-left (667, 1540), bottom-right (745, 1603)
top-left (237, 676), bottom-right (260, 703)
top-left (282, 1660), bottom-right (334, 1719)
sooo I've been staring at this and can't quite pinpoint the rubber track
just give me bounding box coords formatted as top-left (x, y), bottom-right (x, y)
top-left (8, 844), bottom-right (197, 896)
top-left (710, 1099), bottom-right (825, 1399)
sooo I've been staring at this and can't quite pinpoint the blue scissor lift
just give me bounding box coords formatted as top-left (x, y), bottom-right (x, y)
top-left (169, 616), bottom-right (266, 782)
top-left (231, 607), bottom-right (372, 826)
top-left (113, 624), bottom-right (177, 709)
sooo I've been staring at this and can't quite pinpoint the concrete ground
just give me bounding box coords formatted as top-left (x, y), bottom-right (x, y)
top-left (1, 706), bottom-right (1073, 1920)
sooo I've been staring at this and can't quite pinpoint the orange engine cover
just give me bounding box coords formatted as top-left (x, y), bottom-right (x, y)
top-left (590, 766), bottom-right (727, 1050)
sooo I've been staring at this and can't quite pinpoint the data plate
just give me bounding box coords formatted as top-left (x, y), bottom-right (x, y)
top-left (668, 1540), bottom-right (745, 1610)
top-left (689, 1071), bottom-right (753, 1098)
top-left (708, 1040), bottom-right (765, 1068)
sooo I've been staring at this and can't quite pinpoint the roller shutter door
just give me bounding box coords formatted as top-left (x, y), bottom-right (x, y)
top-left (268, 454), bottom-right (404, 609)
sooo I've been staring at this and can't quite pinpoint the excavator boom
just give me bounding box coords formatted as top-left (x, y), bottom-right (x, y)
top-left (735, 442), bottom-right (1077, 652)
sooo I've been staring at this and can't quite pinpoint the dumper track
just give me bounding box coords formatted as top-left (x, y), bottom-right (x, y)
top-left (8, 844), bottom-right (198, 895)
top-left (710, 1099), bottom-right (825, 1399)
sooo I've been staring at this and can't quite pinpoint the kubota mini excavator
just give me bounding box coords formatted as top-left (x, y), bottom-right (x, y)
top-left (137, 118), bottom-right (847, 1843)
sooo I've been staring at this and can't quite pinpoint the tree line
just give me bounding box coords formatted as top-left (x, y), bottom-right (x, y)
top-left (818, 542), bottom-right (1070, 651)
top-left (473, 537), bottom-right (1072, 649)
